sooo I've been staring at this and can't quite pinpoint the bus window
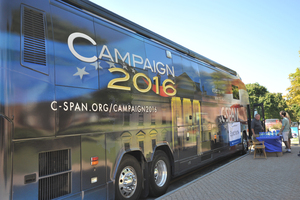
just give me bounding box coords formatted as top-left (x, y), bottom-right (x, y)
top-left (94, 19), bottom-right (146, 70)
top-left (144, 41), bottom-right (175, 80)
top-left (232, 85), bottom-right (240, 100)
top-left (199, 66), bottom-right (218, 100)
top-left (174, 57), bottom-right (198, 99)
top-left (181, 57), bottom-right (201, 84)
top-left (52, 5), bottom-right (98, 89)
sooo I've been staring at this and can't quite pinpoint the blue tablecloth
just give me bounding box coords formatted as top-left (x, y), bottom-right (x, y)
top-left (256, 136), bottom-right (282, 152)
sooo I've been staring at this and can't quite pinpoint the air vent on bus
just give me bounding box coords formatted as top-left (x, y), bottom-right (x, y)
top-left (23, 6), bottom-right (46, 66)
top-left (39, 149), bottom-right (70, 177)
top-left (39, 172), bottom-right (71, 200)
top-left (38, 149), bottom-right (71, 200)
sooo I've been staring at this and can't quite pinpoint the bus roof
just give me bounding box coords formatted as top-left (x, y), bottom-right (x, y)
top-left (62, 0), bottom-right (238, 76)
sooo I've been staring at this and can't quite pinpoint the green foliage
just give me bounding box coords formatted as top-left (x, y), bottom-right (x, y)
top-left (286, 104), bottom-right (300, 122)
top-left (246, 80), bottom-right (300, 122)
top-left (246, 83), bottom-right (269, 97)
top-left (232, 85), bottom-right (239, 100)
top-left (245, 83), bottom-right (268, 114)
top-left (286, 68), bottom-right (300, 105)
top-left (246, 83), bottom-right (289, 120)
top-left (284, 68), bottom-right (300, 122)
top-left (260, 93), bottom-right (287, 119)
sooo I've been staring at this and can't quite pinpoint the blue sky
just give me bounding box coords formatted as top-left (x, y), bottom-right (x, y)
top-left (90, 0), bottom-right (300, 95)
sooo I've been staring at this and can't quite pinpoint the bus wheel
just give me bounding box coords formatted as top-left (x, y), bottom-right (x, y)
top-left (115, 155), bottom-right (142, 200)
top-left (149, 150), bottom-right (171, 197)
top-left (241, 134), bottom-right (248, 154)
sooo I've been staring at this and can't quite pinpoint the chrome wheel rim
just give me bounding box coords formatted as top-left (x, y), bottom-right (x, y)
top-left (154, 160), bottom-right (167, 187)
top-left (118, 166), bottom-right (137, 198)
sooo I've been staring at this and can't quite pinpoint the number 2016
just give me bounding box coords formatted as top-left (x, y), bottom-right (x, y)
top-left (107, 68), bottom-right (176, 96)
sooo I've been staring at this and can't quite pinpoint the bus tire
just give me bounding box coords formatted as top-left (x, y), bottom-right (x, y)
top-left (241, 134), bottom-right (248, 154)
top-left (149, 150), bottom-right (171, 197)
top-left (115, 154), bottom-right (142, 200)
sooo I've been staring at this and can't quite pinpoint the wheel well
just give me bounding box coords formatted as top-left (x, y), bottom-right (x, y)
top-left (125, 147), bottom-right (173, 167)
top-left (125, 150), bottom-right (144, 163)
top-left (114, 150), bottom-right (145, 179)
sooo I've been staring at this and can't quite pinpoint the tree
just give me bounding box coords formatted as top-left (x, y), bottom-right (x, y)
top-left (285, 67), bottom-right (300, 122)
top-left (245, 83), bottom-right (268, 113)
top-left (286, 104), bottom-right (300, 122)
top-left (285, 68), bottom-right (300, 105)
top-left (260, 93), bottom-right (287, 119)
top-left (246, 83), bottom-right (287, 119)
top-left (245, 83), bottom-right (268, 97)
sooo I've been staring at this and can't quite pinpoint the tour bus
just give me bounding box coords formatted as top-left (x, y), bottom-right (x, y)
top-left (0, 0), bottom-right (251, 199)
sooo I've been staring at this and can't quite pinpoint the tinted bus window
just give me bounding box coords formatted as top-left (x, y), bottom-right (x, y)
top-left (199, 65), bottom-right (218, 99)
top-left (232, 85), bottom-right (240, 100)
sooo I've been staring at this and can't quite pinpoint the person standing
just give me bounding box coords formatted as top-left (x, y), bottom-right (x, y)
top-left (285, 112), bottom-right (292, 150)
top-left (251, 114), bottom-right (263, 141)
top-left (279, 111), bottom-right (291, 153)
